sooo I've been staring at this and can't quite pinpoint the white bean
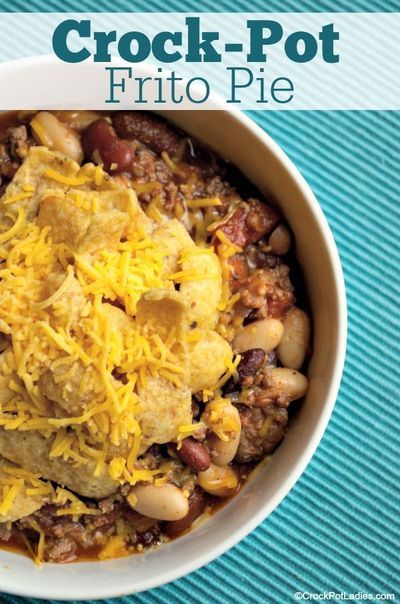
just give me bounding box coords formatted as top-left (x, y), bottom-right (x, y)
top-left (201, 399), bottom-right (241, 442)
top-left (52, 110), bottom-right (103, 132)
top-left (30, 111), bottom-right (83, 163)
top-left (268, 224), bottom-right (291, 255)
top-left (266, 367), bottom-right (308, 402)
top-left (127, 483), bottom-right (189, 521)
top-left (198, 463), bottom-right (238, 498)
top-left (207, 431), bottom-right (241, 466)
top-left (233, 318), bottom-right (284, 354)
top-left (278, 307), bottom-right (310, 370)
top-left (206, 405), bottom-right (241, 466)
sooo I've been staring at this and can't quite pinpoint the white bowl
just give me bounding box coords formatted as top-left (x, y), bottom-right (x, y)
top-left (0, 57), bottom-right (346, 600)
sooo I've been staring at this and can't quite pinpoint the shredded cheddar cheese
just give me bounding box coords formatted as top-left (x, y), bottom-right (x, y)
top-left (0, 208), bottom-right (26, 244)
top-left (0, 140), bottom-right (243, 564)
top-left (98, 534), bottom-right (129, 560)
top-left (42, 168), bottom-right (90, 187)
top-left (161, 151), bottom-right (187, 177)
top-left (0, 167), bottom-right (230, 493)
top-left (2, 192), bottom-right (34, 205)
top-left (176, 422), bottom-right (205, 449)
top-left (186, 198), bottom-right (222, 209)
top-left (0, 482), bottom-right (22, 515)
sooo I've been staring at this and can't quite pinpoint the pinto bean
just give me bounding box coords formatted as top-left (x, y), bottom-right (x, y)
top-left (82, 119), bottom-right (134, 173)
top-left (237, 348), bottom-right (265, 379)
top-left (162, 487), bottom-right (207, 537)
top-left (113, 111), bottom-right (181, 157)
top-left (175, 437), bottom-right (211, 472)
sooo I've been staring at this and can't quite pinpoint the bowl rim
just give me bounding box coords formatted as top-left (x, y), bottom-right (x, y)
top-left (0, 55), bottom-right (347, 600)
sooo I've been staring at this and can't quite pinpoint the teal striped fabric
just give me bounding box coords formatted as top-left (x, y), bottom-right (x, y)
top-left (2, 0), bottom-right (400, 11)
top-left (1, 2), bottom-right (400, 603)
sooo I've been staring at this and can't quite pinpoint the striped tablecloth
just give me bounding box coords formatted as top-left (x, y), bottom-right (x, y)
top-left (1, 1), bottom-right (399, 602)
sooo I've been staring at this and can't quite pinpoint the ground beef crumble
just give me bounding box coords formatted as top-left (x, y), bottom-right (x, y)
top-left (240, 266), bottom-right (294, 319)
top-left (214, 198), bottom-right (279, 248)
top-left (0, 125), bottom-right (34, 187)
top-left (13, 496), bottom-right (164, 563)
top-left (235, 405), bottom-right (288, 462)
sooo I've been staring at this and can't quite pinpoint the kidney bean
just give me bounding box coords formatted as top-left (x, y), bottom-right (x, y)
top-left (237, 348), bottom-right (266, 379)
top-left (113, 111), bottom-right (181, 157)
top-left (175, 437), bottom-right (210, 472)
top-left (82, 119), bottom-right (134, 173)
top-left (162, 487), bottom-right (207, 537)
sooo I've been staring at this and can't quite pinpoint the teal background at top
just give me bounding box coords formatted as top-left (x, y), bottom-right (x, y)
top-left (1, 0), bottom-right (399, 11)
top-left (0, 1), bottom-right (399, 603)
